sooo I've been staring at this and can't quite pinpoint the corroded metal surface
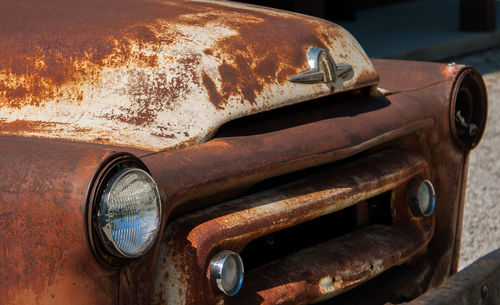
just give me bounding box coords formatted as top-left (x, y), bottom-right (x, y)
top-left (374, 60), bottom-right (489, 291)
top-left (0, 137), bottom-right (121, 305)
top-left (134, 61), bottom-right (486, 305)
top-left (0, 58), bottom-right (487, 305)
top-left (0, 0), bottom-right (377, 151)
top-left (373, 60), bottom-right (466, 95)
top-left (231, 224), bottom-right (433, 305)
top-left (402, 248), bottom-right (500, 305)
top-left (150, 150), bottom-right (433, 305)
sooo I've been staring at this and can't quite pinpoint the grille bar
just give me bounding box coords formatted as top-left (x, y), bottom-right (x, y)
top-left (229, 223), bottom-right (433, 305)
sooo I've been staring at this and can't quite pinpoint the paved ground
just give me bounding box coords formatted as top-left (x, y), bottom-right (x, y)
top-left (449, 48), bottom-right (500, 269)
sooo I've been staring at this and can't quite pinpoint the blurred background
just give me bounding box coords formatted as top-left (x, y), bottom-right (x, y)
top-left (241, 0), bottom-right (499, 61)
top-left (238, 0), bottom-right (500, 269)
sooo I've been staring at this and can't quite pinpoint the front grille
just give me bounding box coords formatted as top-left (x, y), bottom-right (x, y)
top-left (151, 149), bottom-right (435, 305)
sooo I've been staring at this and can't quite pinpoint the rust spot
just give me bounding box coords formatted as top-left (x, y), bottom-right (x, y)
top-left (440, 63), bottom-right (462, 79)
top-left (372, 59), bottom-right (458, 92)
top-left (1, 0), bottom-right (380, 150)
top-left (217, 60), bottom-right (259, 105)
top-left (149, 150), bottom-right (434, 305)
top-left (171, 2), bottom-right (332, 107)
top-left (219, 64), bottom-right (239, 83)
top-left (255, 57), bottom-right (280, 82)
top-left (103, 54), bottom-right (201, 126)
top-left (0, 120), bottom-right (58, 133)
top-left (202, 71), bottom-right (224, 109)
top-left (357, 69), bottom-right (380, 87)
top-left (0, 0), bottom-right (198, 108)
top-left (138, 54), bottom-right (159, 67)
top-left (150, 132), bottom-right (176, 139)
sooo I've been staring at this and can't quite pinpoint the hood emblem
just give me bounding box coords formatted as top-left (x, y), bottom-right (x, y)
top-left (289, 48), bottom-right (353, 89)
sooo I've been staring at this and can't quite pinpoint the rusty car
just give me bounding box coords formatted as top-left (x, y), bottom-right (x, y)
top-left (0, 0), bottom-right (497, 304)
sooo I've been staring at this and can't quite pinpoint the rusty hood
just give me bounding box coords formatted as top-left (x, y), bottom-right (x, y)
top-left (0, 0), bottom-right (378, 151)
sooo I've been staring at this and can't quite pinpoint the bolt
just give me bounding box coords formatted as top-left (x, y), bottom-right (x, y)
top-left (481, 285), bottom-right (488, 298)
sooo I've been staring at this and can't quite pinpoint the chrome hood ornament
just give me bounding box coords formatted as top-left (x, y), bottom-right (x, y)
top-left (289, 48), bottom-right (353, 89)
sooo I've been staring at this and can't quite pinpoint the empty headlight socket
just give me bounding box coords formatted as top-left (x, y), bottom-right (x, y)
top-left (450, 68), bottom-right (488, 150)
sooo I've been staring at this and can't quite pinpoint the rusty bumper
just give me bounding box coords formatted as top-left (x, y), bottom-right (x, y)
top-left (402, 248), bottom-right (500, 305)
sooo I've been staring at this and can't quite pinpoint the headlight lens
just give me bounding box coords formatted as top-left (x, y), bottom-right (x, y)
top-left (415, 179), bottom-right (436, 217)
top-left (97, 167), bottom-right (161, 258)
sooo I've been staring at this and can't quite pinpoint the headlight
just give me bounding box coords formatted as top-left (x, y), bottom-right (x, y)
top-left (408, 179), bottom-right (436, 217)
top-left (96, 167), bottom-right (161, 258)
top-left (209, 250), bottom-right (245, 296)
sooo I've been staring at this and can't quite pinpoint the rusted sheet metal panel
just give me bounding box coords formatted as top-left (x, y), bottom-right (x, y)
top-left (150, 149), bottom-right (433, 305)
top-left (377, 63), bottom-right (488, 290)
top-left (142, 102), bottom-right (434, 218)
top-left (230, 224), bottom-right (433, 305)
top-left (372, 59), bottom-right (466, 95)
top-left (142, 63), bottom-right (465, 218)
top-left (401, 248), bottom-right (500, 305)
top-left (0, 137), bottom-right (119, 305)
top-left (0, 0), bottom-right (377, 151)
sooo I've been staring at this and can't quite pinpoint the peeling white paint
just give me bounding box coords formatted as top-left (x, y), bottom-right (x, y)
top-left (0, 0), bottom-right (378, 151)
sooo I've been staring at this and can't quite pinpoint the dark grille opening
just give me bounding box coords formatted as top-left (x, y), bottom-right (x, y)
top-left (214, 88), bottom-right (389, 138)
top-left (245, 147), bottom-right (385, 196)
top-left (240, 191), bottom-right (392, 271)
top-left (367, 191), bottom-right (392, 225)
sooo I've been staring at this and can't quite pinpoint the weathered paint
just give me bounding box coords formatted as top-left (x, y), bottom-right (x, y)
top-left (150, 149), bottom-right (434, 305)
top-left (0, 137), bottom-right (121, 305)
top-left (0, 0), bottom-right (378, 151)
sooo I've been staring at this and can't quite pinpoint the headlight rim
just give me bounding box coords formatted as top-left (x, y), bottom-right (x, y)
top-left (86, 153), bottom-right (161, 266)
top-left (209, 250), bottom-right (245, 296)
